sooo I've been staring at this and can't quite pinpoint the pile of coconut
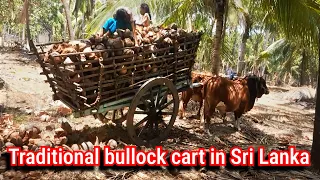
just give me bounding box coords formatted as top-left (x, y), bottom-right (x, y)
top-left (41, 23), bottom-right (201, 84)
top-left (0, 118), bottom-right (117, 152)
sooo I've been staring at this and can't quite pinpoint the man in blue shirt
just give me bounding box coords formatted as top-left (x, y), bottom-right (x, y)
top-left (103, 8), bottom-right (133, 34)
top-left (102, 7), bottom-right (138, 45)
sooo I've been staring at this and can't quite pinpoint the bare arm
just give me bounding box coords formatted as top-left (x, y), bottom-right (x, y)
top-left (131, 21), bottom-right (139, 46)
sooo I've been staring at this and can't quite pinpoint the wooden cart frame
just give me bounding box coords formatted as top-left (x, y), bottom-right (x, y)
top-left (30, 33), bottom-right (202, 146)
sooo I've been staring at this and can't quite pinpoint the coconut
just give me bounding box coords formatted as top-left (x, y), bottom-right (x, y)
top-left (48, 52), bottom-right (63, 64)
top-left (81, 141), bottom-right (94, 151)
top-left (5, 142), bottom-right (15, 148)
top-left (124, 38), bottom-right (134, 47)
top-left (63, 57), bottom-right (76, 76)
top-left (123, 49), bottom-right (135, 61)
top-left (151, 64), bottom-right (158, 73)
top-left (83, 47), bottom-right (95, 60)
top-left (68, 41), bottom-right (87, 51)
top-left (116, 29), bottom-right (125, 39)
top-left (107, 139), bottom-right (117, 150)
top-left (124, 29), bottom-right (132, 38)
top-left (7, 131), bottom-right (23, 146)
top-left (118, 65), bottom-right (128, 75)
top-left (71, 144), bottom-right (82, 151)
top-left (136, 55), bottom-right (144, 61)
top-left (111, 37), bottom-right (125, 49)
top-left (70, 74), bottom-right (81, 83)
top-left (142, 38), bottom-right (151, 45)
top-left (145, 64), bottom-right (152, 72)
top-left (95, 43), bottom-right (105, 57)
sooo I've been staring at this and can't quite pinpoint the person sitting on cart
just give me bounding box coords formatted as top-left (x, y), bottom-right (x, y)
top-left (136, 3), bottom-right (152, 27)
top-left (102, 7), bottom-right (138, 45)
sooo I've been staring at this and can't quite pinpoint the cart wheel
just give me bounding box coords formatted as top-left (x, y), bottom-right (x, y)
top-left (94, 109), bottom-right (127, 125)
top-left (127, 77), bottom-right (179, 146)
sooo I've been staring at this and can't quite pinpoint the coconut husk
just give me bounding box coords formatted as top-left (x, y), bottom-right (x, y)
top-left (70, 74), bottom-right (81, 83)
top-left (83, 47), bottom-right (95, 60)
top-left (136, 55), bottom-right (144, 61)
top-left (5, 142), bottom-right (15, 148)
top-left (22, 145), bottom-right (28, 151)
top-left (116, 29), bottom-right (125, 39)
top-left (63, 57), bottom-right (76, 76)
top-left (71, 144), bottom-right (82, 151)
top-left (94, 43), bottom-right (105, 58)
top-left (54, 128), bottom-right (67, 138)
top-left (40, 130), bottom-right (55, 142)
top-left (61, 47), bottom-right (78, 62)
top-left (6, 131), bottom-right (22, 146)
top-left (151, 64), bottom-right (158, 73)
top-left (68, 41), bottom-right (88, 51)
top-left (123, 49), bottom-right (135, 61)
top-left (124, 38), bottom-right (134, 47)
top-left (142, 38), bottom-right (151, 45)
top-left (47, 52), bottom-right (63, 64)
top-left (29, 144), bottom-right (39, 151)
top-left (118, 65), bottom-right (128, 75)
top-left (124, 29), bottom-right (132, 39)
top-left (110, 37), bottom-right (124, 49)
top-left (81, 141), bottom-right (94, 151)
top-left (54, 136), bottom-right (67, 146)
top-left (107, 139), bottom-right (117, 150)
top-left (114, 50), bottom-right (124, 56)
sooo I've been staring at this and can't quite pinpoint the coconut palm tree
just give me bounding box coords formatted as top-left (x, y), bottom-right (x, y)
top-left (61, 0), bottom-right (74, 40)
top-left (255, 0), bottom-right (320, 170)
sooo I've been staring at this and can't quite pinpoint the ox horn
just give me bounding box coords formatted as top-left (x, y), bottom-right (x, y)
top-left (192, 82), bottom-right (203, 88)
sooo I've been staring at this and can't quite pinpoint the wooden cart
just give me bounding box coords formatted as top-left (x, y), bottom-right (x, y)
top-left (30, 33), bottom-right (202, 146)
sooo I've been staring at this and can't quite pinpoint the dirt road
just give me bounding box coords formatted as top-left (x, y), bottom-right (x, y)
top-left (0, 50), bottom-right (318, 179)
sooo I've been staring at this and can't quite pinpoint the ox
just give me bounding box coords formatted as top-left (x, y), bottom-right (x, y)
top-left (178, 72), bottom-right (212, 119)
top-left (178, 72), bottom-right (238, 119)
top-left (202, 75), bottom-right (269, 132)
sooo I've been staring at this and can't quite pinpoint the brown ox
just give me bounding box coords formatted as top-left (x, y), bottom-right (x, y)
top-left (178, 72), bottom-right (212, 119)
top-left (202, 75), bottom-right (269, 132)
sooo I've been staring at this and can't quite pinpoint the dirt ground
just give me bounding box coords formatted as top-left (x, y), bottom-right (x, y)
top-left (0, 50), bottom-right (319, 180)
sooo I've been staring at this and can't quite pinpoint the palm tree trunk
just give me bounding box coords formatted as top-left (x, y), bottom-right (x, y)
top-left (25, 0), bottom-right (32, 51)
top-left (211, 0), bottom-right (226, 75)
top-left (61, 0), bottom-right (75, 40)
top-left (311, 32), bottom-right (320, 171)
top-left (1, 25), bottom-right (5, 47)
top-left (300, 49), bottom-right (307, 86)
top-left (237, 13), bottom-right (251, 77)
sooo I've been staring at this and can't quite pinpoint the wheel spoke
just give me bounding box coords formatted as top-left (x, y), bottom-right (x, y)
top-left (138, 120), bottom-right (151, 137)
top-left (155, 86), bottom-right (162, 106)
top-left (159, 99), bottom-right (174, 111)
top-left (140, 96), bottom-right (150, 109)
top-left (134, 116), bottom-right (149, 129)
top-left (148, 88), bottom-right (155, 106)
top-left (159, 90), bottom-right (169, 106)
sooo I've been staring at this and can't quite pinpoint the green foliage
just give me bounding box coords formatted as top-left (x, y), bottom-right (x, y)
top-left (2, 0), bottom-right (320, 86)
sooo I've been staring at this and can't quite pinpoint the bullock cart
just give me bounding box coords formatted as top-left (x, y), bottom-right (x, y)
top-left (29, 32), bottom-right (202, 146)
